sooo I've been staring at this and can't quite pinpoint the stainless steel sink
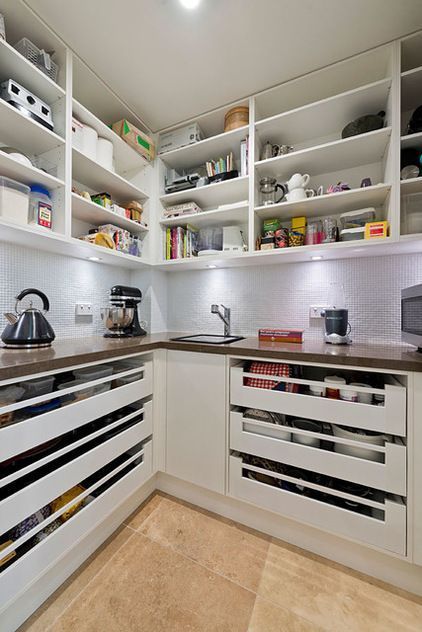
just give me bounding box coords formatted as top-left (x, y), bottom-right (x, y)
top-left (170, 334), bottom-right (245, 345)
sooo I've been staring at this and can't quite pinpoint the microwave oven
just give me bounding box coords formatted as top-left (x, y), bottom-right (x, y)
top-left (402, 284), bottom-right (422, 350)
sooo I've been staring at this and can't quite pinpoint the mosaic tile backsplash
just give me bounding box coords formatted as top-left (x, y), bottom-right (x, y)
top-left (165, 253), bottom-right (422, 344)
top-left (1, 242), bottom-right (421, 345)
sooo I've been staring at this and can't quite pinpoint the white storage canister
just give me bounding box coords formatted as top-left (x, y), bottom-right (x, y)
top-left (82, 125), bottom-right (98, 160)
top-left (29, 185), bottom-right (53, 229)
top-left (97, 137), bottom-right (114, 171)
top-left (309, 384), bottom-right (325, 397)
top-left (339, 389), bottom-right (358, 402)
top-left (0, 176), bottom-right (30, 225)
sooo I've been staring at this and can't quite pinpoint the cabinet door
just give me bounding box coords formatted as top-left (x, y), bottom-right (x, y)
top-left (166, 351), bottom-right (226, 494)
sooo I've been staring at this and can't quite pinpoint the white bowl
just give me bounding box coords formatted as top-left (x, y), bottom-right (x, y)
top-left (291, 419), bottom-right (322, 447)
top-left (332, 424), bottom-right (384, 462)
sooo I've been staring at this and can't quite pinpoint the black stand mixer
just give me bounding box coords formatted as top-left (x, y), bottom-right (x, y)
top-left (101, 286), bottom-right (147, 338)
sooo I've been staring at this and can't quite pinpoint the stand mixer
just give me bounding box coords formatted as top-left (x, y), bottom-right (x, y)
top-left (101, 286), bottom-right (147, 338)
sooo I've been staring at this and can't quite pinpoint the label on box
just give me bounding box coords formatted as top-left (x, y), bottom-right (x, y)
top-left (37, 202), bottom-right (52, 229)
top-left (259, 328), bottom-right (303, 343)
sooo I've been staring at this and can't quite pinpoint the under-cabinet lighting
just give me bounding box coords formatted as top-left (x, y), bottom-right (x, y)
top-left (87, 256), bottom-right (102, 262)
top-left (207, 264), bottom-right (217, 269)
top-left (311, 255), bottom-right (323, 261)
top-left (179, 0), bottom-right (201, 8)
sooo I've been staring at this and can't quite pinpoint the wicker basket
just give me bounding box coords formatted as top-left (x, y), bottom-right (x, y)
top-left (14, 37), bottom-right (59, 83)
top-left (224, 106), bottom-right (249, 132)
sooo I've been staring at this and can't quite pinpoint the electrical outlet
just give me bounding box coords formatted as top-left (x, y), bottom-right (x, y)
top-left (75, 303), bottom-right (93, 316)
top-left (309, 305), bottom-right (330, 319)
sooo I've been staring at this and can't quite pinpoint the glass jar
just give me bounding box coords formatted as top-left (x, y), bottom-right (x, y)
top-left (322, 216), bottom-right (337, 243)
top-left (29, 185), bottom-right (53, 229)
top-left (259, 177), bottom-right (285, 206)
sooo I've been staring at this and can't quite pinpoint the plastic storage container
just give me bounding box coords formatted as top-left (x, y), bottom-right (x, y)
top-left (198, 227), bottom-right (223, 254)
top-left (20, 375), bottom-right (55, 399)
top-left (0, 177), bottom-right (30, 225)
top-left (29, 185), bottom-right (53, 229)
top-left (339, 207), bottom-right (376, 229)
top-left (340, 227), bottom-right (365, 241)
top-left (72, 365), bottom-right (113, 382)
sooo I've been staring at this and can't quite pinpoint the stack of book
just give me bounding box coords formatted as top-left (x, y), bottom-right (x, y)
top-left (205, 152), bottom-right (234, 177)
top-left (165, 225), bottom-right (199, 260)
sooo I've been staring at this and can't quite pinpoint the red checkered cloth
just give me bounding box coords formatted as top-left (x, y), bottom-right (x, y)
top-left (245, 361), bottom-right (290, 390)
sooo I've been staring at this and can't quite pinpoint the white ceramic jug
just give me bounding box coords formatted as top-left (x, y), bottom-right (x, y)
top-left (287, 173), bottom-right (310, 191)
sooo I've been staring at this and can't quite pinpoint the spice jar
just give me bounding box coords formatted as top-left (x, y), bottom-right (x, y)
top-left (339, 389), bottom-right (358, 402)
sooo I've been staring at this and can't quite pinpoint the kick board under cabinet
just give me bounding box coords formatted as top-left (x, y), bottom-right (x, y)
top-left (228, 357), bottom-right (408, 556)
top-left (0, 352), bottom-right (154, 627)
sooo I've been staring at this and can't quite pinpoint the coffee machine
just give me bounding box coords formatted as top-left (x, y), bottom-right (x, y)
top-left (101, 286), bottom-right (146, 338)
top-left (323, 283), bottom-right (351, 345)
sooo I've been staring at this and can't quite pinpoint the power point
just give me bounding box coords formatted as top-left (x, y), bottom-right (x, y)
top-left (75, 303), bottom-right (93, 316)
top-left (309, 305), bottom-right (330, 319)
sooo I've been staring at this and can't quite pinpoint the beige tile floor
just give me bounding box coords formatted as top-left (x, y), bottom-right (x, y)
top-left (20, 492), bottom-right (422, 631)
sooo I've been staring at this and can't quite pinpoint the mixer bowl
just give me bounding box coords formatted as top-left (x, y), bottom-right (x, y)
top-left (101, 307), bottom-right (134, 330)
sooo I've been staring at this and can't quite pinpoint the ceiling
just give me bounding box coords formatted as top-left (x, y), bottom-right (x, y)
top-left (26, 0), bottom-right (422, 132)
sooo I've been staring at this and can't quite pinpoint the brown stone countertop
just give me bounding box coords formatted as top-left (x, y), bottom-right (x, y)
top-left (1, 332), bottom-right (422, 381)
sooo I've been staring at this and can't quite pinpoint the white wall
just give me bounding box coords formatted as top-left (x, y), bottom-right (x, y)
top-left (165, 253), bottom-right (422, 344)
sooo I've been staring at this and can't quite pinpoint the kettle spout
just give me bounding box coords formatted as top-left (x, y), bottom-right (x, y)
top-left (4, 312), bottom-right (18, 325)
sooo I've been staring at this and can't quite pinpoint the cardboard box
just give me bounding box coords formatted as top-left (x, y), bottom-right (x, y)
top-left (364, 221), bottom-right (389, 239)
top-left (112, 119), bottom-right (155, 162)
top-left (158, 123), bottom-right (203, 154)
top-left (259, 328), bottom-right (304, 343)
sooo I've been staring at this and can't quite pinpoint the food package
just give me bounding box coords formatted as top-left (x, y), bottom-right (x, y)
top-left (364, 221), bottom-right (389, 239)
top-left (112, 119), bottom-right (155, 162)
top-left (51, 485), bottom-right (85, 522)
top-left (79, 233), bottom-right (115, 249)
top-left (98, 224), bottom-right (131, 252)
top-left (291, 216), bottom-right (307, 235)
top-left (123, 200), bottom-right (143, 223)
top-left (91, 192), bottom-right (112, 209)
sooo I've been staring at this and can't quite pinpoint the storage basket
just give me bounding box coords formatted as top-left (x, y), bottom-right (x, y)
top-left (14, 38), bottom-right (59, 83)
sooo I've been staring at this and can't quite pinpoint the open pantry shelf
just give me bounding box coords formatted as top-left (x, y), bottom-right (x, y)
top-left (255, 79), bottom-right (391, 149)
top-left (401, 66), bottom-right (422, 111)
top-left (72, 99), bottom-right (149, 174)
top-left (158, 125), bottom-right (249, 171)
top-left (69, 238), bottom-right (148, 268)
top-left (0, 37), bottom-right (65, 103)
top-left (400, 131), bottom-right (422, 149)
top-left (254, 183), bottom-right (391, 221)
top-left (400, 177), bottom-right (422, 194)
top-left (160, 175), bottom-right (249, 209)
top-left (254, 127), bottom-right (391, 178)
top-left (0, 98), bottom-right (64, 155)
top-left (0, 150), bottom-right (64, 189)
top-left (72, 147), bottom-right (149, 202)
top-left (72, 193), bottom-right (148, 234)
top-left (160, 203), bottom-right (249, 228)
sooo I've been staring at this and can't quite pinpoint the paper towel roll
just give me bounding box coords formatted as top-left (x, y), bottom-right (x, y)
top-left (97, 137), bottom-right (114, 171)
top-left (82, 125), bottom-right (98, 160)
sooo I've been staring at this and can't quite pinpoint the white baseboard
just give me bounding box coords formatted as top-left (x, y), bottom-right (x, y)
top-left (157, 472), bottom-right (422, 596)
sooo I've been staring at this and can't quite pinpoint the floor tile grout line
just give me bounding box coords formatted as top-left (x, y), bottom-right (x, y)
top-left (42, 527), bottom-right (138, 632)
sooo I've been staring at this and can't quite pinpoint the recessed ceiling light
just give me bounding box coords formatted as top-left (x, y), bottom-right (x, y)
top-left (179, 0), bottom-right (201, 8)
top-left (88, 256), bottom-right (101, 262)
top-left (311, 255), bottom-right (323, 261)
top-left (207, 264), bottom-right (217, 269)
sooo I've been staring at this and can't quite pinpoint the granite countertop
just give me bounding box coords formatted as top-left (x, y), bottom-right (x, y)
top-left (0, 332), bottom-right (421, 380)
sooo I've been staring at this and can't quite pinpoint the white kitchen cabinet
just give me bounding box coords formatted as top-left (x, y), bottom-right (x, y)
top-left (166, 350), bottom-right (226, 494)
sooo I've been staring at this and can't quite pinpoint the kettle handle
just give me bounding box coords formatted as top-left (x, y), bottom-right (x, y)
top-left (15, 288), bottom-right (50, 313)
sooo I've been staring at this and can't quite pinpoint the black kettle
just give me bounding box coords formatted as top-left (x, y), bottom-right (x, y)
top-left (1, 288), bottom-right (55, 348)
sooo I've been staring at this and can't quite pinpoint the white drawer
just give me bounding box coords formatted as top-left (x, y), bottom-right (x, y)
top-left (0, 421), bottom-right (148, 535)
top-left (0, 361), bottom-right (153, 463)
top-left (230, 411), bottom-right (406, 495)
top-left (0, 441), bottom-right (152, 613)
top-left (229, 454), bottom-right (406, 555)
top-left (230, 366), bottom-right (407, 436)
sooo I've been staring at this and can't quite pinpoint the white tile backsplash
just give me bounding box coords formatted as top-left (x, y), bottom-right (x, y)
top-left (165, 253), bottom-right (422, 344)
top-left (1, 242), bottom-right (420, 345)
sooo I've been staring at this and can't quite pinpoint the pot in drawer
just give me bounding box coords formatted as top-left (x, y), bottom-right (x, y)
top-left (243, 408), bottom-right (291, 441)
top-left (332, 425), bottom-right (384, 462)
top-left (291, 419), bottom-right (322, 447)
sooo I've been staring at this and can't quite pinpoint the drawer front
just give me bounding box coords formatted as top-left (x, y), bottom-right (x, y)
top-left (230, 366), bottom-right (407, 436)
top-left (0, 441), bottom-right (153, 613)
top-left (229, 455), bottom-right (406, 555)
top-left (0, 361), bottom-right (153, 463)
top-left (230, 412), bottom-right (406, 495)
top-left (0, 422), bottom-right (146, 535)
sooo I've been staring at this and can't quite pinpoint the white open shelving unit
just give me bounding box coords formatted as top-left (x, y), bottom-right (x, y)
top-left (1, 3), bottom-right (422, 270)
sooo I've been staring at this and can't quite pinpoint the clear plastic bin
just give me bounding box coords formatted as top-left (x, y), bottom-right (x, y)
top-left (0, 176), bottom-right (30, 225)
top-left (72, 365), bottom-right (113, 382)
top-left (339, 207), bottom-right (376, 229)
top-left (20, 375), bottom-right (55, 399)
top-left (340, 227), bottom-right (365, 241)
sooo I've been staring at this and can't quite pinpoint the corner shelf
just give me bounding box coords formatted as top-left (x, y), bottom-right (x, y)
top-left (159, 203), bottom-right (249, 228)
top-left (160, 176), bottom-right (249, 209)
top-left (0, 150), bottom-right (64, 189)
top-left (72, 193), bottom-right (148, 234)
top-left (158, 125), bottom-right (249, 171)
top-left (72, 147), bottom-right (149, 202)
top-left (254, 183), bottom-right (391, 221)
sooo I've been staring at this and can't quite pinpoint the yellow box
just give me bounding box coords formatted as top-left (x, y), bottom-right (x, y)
top-left (364, 221), bottom-right (389, 239)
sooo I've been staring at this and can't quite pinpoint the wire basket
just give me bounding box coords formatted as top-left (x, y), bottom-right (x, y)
top-left (14, 37), bottom-right (59, 83)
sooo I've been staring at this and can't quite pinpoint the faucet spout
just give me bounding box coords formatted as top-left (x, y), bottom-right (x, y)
top-left (211, 304), bottom-right (231, 336)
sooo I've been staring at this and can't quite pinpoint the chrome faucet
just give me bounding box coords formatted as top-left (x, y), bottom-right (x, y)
top-left (211, 304), bottom-right (231, 336)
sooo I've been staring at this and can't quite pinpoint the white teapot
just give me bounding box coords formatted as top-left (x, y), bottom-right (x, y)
top-left (286, 173), bottom-right (310, 191)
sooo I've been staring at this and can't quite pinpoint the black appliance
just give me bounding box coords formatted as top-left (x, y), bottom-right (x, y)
top-left (1, 288), bottom-right (55, 348)
top-left (101, 285), bottom-right (146, 338)
top-left (324, 308), bottom-right (351, 345)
